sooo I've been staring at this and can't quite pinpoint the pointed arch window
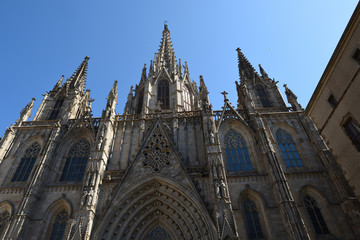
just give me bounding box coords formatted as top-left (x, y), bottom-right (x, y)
top-left (224, 129), bottom-right (253, 172)
top-left (49, 210), bottom-right (68, 240)
top-left (60, 138), bottom-right (90, 182)
top-left (11, 142), bottom-right (41, 182)
top-left (256, 85), bottom-right (271, 108)
top-left (49, 98), bottom-right (64, 120)
top-left (183, 85), bottom-right (191, 111)
top-left (146, 225), bottom-right (171, 240)
top-left (136, 88), bottom-right (144, 114)
top-left (276, 129), bottom-right (303, 168)
top-left (244, 199), bottom-right (265, 240)
top-left (304, 195), bottom-right (329, 235)
top-left (158, 79), bottom-right (170, 109)
top-left (0, 211), bottom-right (10, 238)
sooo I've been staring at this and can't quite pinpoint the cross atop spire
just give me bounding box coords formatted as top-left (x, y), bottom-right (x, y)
top-left (221, 91), bottom-right (229, 101)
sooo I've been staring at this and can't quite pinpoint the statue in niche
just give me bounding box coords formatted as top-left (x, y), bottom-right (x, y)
top-left (81, 188), bottom-right (94, 207)
top-left (215, 182), bottom-right (221, 199)
top-left (220, 180), bottom-right (228, 199)
top-left (96, 126), bottom-right (105, 150)
top-left (209, 130), bottom-right (216, 144)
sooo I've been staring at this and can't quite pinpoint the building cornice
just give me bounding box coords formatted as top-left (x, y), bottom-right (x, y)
top-left (305, 2), bottom-right (360, 115)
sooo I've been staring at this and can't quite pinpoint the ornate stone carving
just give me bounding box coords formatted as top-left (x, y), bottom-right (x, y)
top-left (143, 124), bottom-right (171, 171)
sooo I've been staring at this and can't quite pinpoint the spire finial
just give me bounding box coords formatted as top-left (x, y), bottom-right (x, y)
top-left (164, 21), bottom-right (168, 30)
top-left (283, 84), bottom-right (302, 111)
top-left (259, 64), bottom-right (268, 78)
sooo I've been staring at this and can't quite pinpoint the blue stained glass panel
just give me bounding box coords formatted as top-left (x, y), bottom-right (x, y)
top-left (224, 129), bottom-right (253, 172)
top-left (276, 129), bottom-right (303, 168)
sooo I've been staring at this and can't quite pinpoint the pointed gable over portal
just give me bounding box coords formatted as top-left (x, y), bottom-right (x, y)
top-left (93, 118), bottom-right (216, 239)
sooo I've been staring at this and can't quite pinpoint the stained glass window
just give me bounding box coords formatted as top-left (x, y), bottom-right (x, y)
top-left (304, 195), bottom-right (329, 235)
top-left (276, 129), bottom-right (303, 168)
top-left (49, 98), bottom-right (64, 120)
top-left (146, 225), bottom-right (171, 240)
top-left (224, 129), bottom-right (253, 172)
top-left (60, 139), bottom-right (90, 182)
top-left (158, 80), bottom-right (170, 109)
top-left (12, 142), bottom-right (41, 182)
top-left (244, 199), bottom-right (265, 240)
top-left (256, 85), bottom-right (271, 108)
top-left (49, 210), bottom-right (68, 240)
top-left (136, 89), bottom-right (144, 114)
top-left (0, 211), bottom-right (10, 237)
top-left (183, 85), bottom-right (191, 111)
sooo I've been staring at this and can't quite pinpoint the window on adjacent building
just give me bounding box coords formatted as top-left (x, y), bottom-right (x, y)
top-left (342, 116), bottom-right (360, 151)
top-left (136, 88), bottom-right (144, 114)
top-left (224, 129), bottom-right (253, 172)
top-left (0, 211), bottom-right (11, 238)
top-left (60, 138), bottom-right (90, 182)
top-left (304, 195), bottom-right (329, 235)
top-left (183, 85), bottom-right (191, 111)
top-left (49, 98), bottom-right (64, 120)
top-left (256, 85), bottom-right (271, 108)
top-left (276, 129), bottom-right (303, 168)
top-left (49, 210), bottom-right (68, 240)
top-left (157, 80), bottom-right (170, 109)
top-left (244, 199), bottom-right (265, 240)
top-left (11, 142), bottom-right (41, 182)
top-left (352, 48), bottom-right (360, 64)
top-left (327, 94), bottom-right (338, 108)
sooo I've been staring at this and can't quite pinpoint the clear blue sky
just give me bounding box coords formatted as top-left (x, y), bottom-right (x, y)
top-left (0, 1), bottom-right (358, 133)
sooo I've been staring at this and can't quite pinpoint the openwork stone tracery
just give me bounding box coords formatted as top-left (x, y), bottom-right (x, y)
top-left (143, 124), bottom-right (172, 171)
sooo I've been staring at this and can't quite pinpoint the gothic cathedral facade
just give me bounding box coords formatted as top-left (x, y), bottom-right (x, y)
top-left (0, 25), bottom-right (359, 240)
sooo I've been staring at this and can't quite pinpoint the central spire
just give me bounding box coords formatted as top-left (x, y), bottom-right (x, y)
top-left (155, 23), bottom-right (177, 73)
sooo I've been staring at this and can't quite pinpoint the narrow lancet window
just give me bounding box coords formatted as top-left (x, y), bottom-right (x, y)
top-left (304, 195), bottom-right (329, 235)
top-left (224, 129), bottom-right (253, 172)
top-left (244, 199), bottom-right (265, 240)
top-left (49, 98), bottom-right (64, 120)
top-left (0, 211), bottom-right (10, 238)
top-left (183, 85), bottom-right (191, 111)
top-left (60, 138), bottom-right (90, 182)
top-left (12, 142), bottom-right (41, 182)
top-left (136, 88), bottom-right (144, 114)
top-left (157, 80), bottom-right (170, 109)
top-left (49, 210), bottom-right (68, 240)
top-left (256, 85), bottom-right (271, 108)
top-left (276, 129), bottom-right (303, 168)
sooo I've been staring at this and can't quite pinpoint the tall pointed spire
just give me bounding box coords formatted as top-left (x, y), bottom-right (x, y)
top-left (107, 80), bottom-right (118, 104)
top-left (157, 23), bottom-right (177, 72)
top-left (52, 75), bottom-right (64, 92)
top-left (236, 48), bottom-right (256, 82)
top-left (103, 80), bottom-right (118, 119)
top-left (284, 84), bottom-right (302, 111)
top-left (15, 98), bottom-right (35, 126)
top-left (68, 56), bottom-right (89, 91)
top-left (258, 64), bottom-right (269, 78)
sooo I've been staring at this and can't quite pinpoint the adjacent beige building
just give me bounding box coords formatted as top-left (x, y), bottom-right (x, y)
top-left (305, 2), bottom-right (360, 199)
top-left (0, 24), bottom-right (360, 240)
